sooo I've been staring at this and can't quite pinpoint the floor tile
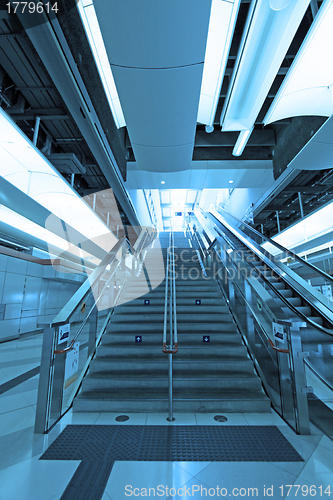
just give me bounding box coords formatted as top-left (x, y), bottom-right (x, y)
top-left (195, 413), bottom-right (249, 425)
top-left (95, 412), bottom-right (148, 425)
top-left (243, 411), bottom-right (287, 426)
top-left (281, 430), bottom-right (320, 461)
top-left (0, 393), bottom-right (32, 414)
top-left (0, 425), bottom-right (48, 471)
top-left (289, 478), bottom-right (333, 498)
top-left (101, 492), bottom-right (112, 500)
top-left (0, 455), bottom-right (80, 500)
top-left (146, 413), bottom-right (197, 425)
top-left (173, 461), bottom-right (211, 476)
top-left (59, 411), bottom-right (101, 426)
top-left (21, 389), bottom-right (38, 406)
top-left (196, 461), bottom-right (298, 500)
top-left (318, 435), bottom-right (333, 452)
top-left (0, 406), bottom-right (36, 437)
top-left (297, 445), bottom-right (333, 484)
top-left (166, 476), bottom-right (213, 499)
top-left (105, 461), bottom-right (193, 499)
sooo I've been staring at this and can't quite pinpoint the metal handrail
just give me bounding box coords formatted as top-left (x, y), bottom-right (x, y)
top-left (163, 232), bottom-right (171, 352)
top-left (268, 338), bottom-right (289, 354)
top-left (213, 204), bottom-right (333, 285)
top-left (163, 231), bottom-right (178, 354)
top-left (54, 229), bottom-right (153, 354)
top-left (195, 205), bottom-right (333, 337)
top-left (210, 236), bottom-right (333, 338)
top-left (172, 232), bottom-right (178, 350)
top-left (304, 357), bottom-right (333, 393)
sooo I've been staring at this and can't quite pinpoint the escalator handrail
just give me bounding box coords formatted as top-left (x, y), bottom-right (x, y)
top-left (212, 204), bottom-right (333, 285)
top-left (210, 236), bottom-right (333, 339)
top-left (304, 357), bottom-right (333, 393)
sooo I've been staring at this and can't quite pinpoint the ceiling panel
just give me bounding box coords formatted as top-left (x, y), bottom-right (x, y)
top-left (93, 0), bottom-right (212, 68)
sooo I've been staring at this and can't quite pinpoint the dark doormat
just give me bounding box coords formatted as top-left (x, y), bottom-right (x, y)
top-left (40, 425), bottom-right (303, 500)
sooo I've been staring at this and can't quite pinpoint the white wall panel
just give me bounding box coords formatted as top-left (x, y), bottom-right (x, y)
top-left (0, 254), bottom-right (7, 272)
top-left (0, 271), bottom-right (5, 303)
top-left (6, 256), bottom-right (27, 276)
top-left (22, 277), bottom-right (42, 311)
top-left (4, 303), bottom-right (21, 320)
top-left (2, 274), bottom-right (25, 304)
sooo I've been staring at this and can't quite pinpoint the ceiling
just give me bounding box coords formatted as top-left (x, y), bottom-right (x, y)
top-left (1, 0), bottom-right (333, 240)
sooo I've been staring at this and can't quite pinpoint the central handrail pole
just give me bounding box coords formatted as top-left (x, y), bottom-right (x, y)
top-left (163, 232), bottom-right (171, 350)
top-left (168, 230), bottom-right (174, 421)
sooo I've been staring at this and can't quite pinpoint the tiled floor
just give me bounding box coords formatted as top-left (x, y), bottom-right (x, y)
top-left (1, 334), bottom-right (333, 500)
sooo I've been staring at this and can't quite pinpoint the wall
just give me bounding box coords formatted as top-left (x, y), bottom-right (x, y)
top-left (0, 252), bottom-right (85, 342)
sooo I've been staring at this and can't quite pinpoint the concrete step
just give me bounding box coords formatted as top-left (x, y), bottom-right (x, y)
top-left (113, 305), bottom-right (229, 315)
top-left (81, 373), bottom-right (263, 391)
top-left (111, 313), bottom-right (232, 324)
top-left (87, 360), bottom-right (258, 378)
top-left (107, 322), bottom-right (236, 333)
top-left (73, 388), bottom-right (270, 413)
top-left (102, 330), bottom-right (239, 344)
top-left (95, 344), bottom-right (247, 358)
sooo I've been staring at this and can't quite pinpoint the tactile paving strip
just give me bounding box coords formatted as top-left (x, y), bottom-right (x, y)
top-left (41, 425), bottom-right (303, 500)
top-left (41, 424), bottom-right (303, 462)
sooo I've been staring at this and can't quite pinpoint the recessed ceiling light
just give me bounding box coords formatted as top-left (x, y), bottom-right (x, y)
top-left (229, 180), bottom-right (234, 184)
top-left (161, 181), bottom-right (165, 184)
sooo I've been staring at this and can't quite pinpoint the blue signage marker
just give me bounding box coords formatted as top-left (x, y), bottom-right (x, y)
top-left (203, 335), bottom-right (210, 343)
top-left (135, 336), bottom-right (142, 343)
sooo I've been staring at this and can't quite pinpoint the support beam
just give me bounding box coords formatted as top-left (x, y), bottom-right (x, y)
top-left (126, 129), bottom-right (276, 148)
top-left (298, 192), bottom-right (304, 218)
top-left (262, 205), bottom-right (298, 212)
top-left (283, 185), bottom-right (330, 193)
top-left (276, 211), bottom-right (281, 233)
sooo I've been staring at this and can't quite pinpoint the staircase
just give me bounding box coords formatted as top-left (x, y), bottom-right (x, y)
top-left (73, 231), bottom-right (270, 413)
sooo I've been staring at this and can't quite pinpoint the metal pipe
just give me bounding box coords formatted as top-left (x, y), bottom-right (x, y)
top-left (173, 235), bottom-right (177, 347)
top-left (33, 116), bottom-right (41, 146)
top-left (167, 353), bottom-right (174, 421)
top-left (162, 232), bottom-right (171, 348)
top-left (298, 192), bottom-right (304, 218)
top-left (310, 0), bottom-right (318, 19)
top-left (71, 173), bottom-right (75, 188)
top-left (276, 210), bottom-right (281, 233)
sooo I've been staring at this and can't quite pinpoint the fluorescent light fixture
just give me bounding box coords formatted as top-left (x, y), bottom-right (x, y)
top-left (0, 205), bottom-right (99, 265)
top-left (264, 0), bottom-right (333, 125)
top-left (232, 128), bottom-right (253, 156)
top-left (197, 0), bottom-right (241, 126)
top-left (161, 181), bottom-right (165, 184)
top-left (0, 108), bottom-right (117, 254)
top-left (77, 0), bottom-right (125, 128)
top-left (229, 180), bottom-right (234, 184)
top-left (220, 0), bottom-right (311, 131)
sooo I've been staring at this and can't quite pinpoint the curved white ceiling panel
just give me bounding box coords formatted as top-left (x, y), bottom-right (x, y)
top-left (92, 0), bottom-right (211, 69)
top-left (132, 144), bottom-right (194, 173)
top-left (93, 0), bottom-right (212, 172)
top-left (264, 0), bottom-right (333, 125)
top-left (111, 65), bottom-right (204, 148)
top-left (220, 0), bottom-right (310, 132)
top-left (287, 114), bottom-right (333, 170)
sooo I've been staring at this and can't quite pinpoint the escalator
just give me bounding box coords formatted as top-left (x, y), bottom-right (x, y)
top-left (192, 204), bottom-right (333, 437)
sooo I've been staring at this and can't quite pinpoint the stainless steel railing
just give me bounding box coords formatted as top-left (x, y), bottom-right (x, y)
top-left (162, 231), bottom-right (178, 421)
